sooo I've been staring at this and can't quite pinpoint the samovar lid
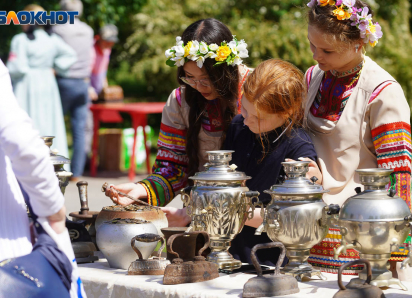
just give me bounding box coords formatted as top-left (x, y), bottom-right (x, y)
top-left (189, 150), bottom-right (251, 181)
top-left (339, 168), bottom-right (411, 222)
top-left (265, 161), bottom-right (328, 196)
top-left (50, 153), bottom-right (71, 165)
top-left (41, 136), bottom-right (71, 165)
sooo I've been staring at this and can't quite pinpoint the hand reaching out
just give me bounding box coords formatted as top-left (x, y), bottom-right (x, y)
top-left (285, 157), bottom-right (323, 185)
top-left (104, 183), bottom-right (147, 206)
top-left (161, 207), bottom-right (191, 227)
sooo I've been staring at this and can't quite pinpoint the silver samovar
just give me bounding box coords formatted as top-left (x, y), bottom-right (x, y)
top-left (41, 136), bottom-right (73, 194)
top-left (333, 168), bottom-right (412, 290)
top-left (255, 161), bottom-right (340, 281)
top-left (181, 150), bottom-right (259, 271)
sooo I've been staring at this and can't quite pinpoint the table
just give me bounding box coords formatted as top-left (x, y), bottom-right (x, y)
top-left (90, 102), bottom-right (165, 181)
top-left (78, 259), bottom-right (412, 298)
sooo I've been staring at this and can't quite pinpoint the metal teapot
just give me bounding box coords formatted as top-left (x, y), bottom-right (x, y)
top-left (128, 233), bottom-right (170, 275)
top-left (333, 259), bottom-right (385, 298)
top-left (243, 242), bottom-right (299, 297)
top-left (163, 231), bottom-right (219, 285)
top-left (181, 150), bottom-right (259, 271)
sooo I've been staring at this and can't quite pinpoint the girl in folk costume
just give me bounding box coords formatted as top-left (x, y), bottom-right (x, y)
top-left (304, 0), bottom-right (411, 275)
top-left (162, 59), bottom-right (318, 266)
top-left (105, 19), bottom-right (251, 213)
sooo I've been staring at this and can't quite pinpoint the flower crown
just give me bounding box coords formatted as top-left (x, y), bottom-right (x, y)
top-left (165, 36), bottom-right (249, 68)
top-left (307, 0), bottom-right (383, 47)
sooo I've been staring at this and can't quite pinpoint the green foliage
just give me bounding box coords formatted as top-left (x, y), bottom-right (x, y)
top-left (116, 0), bottom-right (412, 107)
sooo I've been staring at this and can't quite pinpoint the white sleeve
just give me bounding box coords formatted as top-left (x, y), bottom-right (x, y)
top-left (0, 60), bottom-right (64, 217)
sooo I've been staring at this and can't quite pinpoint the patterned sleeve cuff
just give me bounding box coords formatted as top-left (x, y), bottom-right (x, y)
top-left (392, 172), bottom-right (411, 210)
top-left (138, 174), bottom-right (174, 207)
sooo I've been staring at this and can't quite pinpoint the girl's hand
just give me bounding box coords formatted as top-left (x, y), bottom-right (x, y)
top-left (285, 157), bottom-right (323, 185)
top-left (161, 207), bottom-right (191, 227)
top-left (104, 183), bottom-right (147, 206)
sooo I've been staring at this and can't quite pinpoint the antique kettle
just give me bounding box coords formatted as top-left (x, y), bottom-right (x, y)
top-left (333, 259), bottom-right (386, 298)
top-left (255, 161), bottom-right (339, 281)
top-left (40, 136), bottom-right (72, 194)
top-left (334, 168), bottom-right (412, 290)
top-left (163, 231), bottom-right (219, 285)
top-left (243, 242), bottom-right (299, 297)
top-left (181, 150), bottom-right (259, 271)
top-left (128, 233), bottom-right (170, 275)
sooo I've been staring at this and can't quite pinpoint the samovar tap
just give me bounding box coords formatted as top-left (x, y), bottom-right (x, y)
top-left (254, 204), bottom-right (280, 235)
top-left (333, 227), bottom-right (358, 259)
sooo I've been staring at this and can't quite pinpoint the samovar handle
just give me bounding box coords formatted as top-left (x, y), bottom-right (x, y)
top-left (320, 204), bottom-right (340, 227)
top-left (243, 191), bottom-right (259, 219)
top-left (337, 259), bottom-right (372, 290)
top-left (254, 201), bottom-right (266, 220)
top-left (167, 231), bottom-right (210, 261)
top-left (180, 186), bottom-right (193, 216)
top-left (395, 214), bottom-right (412, 232)
top-left (254, 201), bottom-right (267, 235)
top-left (401, 215), bottom-right (412, 269)
top-left (250, 242), bottom-right (286, 277)
top-left (131, 233), bottom-right (164, 260)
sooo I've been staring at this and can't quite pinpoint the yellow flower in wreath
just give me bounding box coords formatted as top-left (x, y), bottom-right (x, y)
top-left (215, 45), bottom-right (231, 62)
top-left (319, 0), bottom-right (335, 6)
top-left (333, 6), bottom-right (351, 20)
top-left (184, 41), bottom-right (193, 58)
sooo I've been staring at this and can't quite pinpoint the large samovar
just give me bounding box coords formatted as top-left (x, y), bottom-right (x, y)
top-left (181, 150), bottom-right (259, 271)
top-left (333, 168), bottom-right (412, 290)
top-left (255, 161), bottom-right (340, 281)
top-left (41, 136), bottom-right (72, 194)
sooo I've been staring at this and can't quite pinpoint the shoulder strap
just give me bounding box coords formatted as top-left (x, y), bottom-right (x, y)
top-left (306, 66), bottom-right (316, 88)
top-left (304, 65), bottom-right (324, 122)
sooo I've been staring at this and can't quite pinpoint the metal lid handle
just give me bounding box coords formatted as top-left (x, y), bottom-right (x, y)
top-left (338, 259), bottom-right (371, 290)
top-left (131, 233), bottom-right (164, 260)
top-left (167, 231), bottom-right (210, 260)
top-left (250, 242), bottom-right (286, 277)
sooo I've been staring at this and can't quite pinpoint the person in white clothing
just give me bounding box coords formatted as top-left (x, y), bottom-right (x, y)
top-left (0, 59), bottom-right (85, 297)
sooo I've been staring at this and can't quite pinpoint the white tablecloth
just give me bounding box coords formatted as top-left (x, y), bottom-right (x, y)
top-left (78, 259), bottom-right (412, 298)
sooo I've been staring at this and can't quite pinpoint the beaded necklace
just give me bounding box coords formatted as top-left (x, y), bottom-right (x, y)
top-left (330, 59), bottom-right (365, 87)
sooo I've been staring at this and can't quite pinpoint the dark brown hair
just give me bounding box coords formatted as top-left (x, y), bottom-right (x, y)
top-left (177, 18), bottom-right (239, 177)
top-left (308, 0), bottom-right (372, 47)
top-left (243, 59), bottom-right (305, 155)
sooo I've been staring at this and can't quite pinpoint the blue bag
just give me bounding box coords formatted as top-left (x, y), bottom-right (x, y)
top-left (0, 184), bottom-right (72, 298)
